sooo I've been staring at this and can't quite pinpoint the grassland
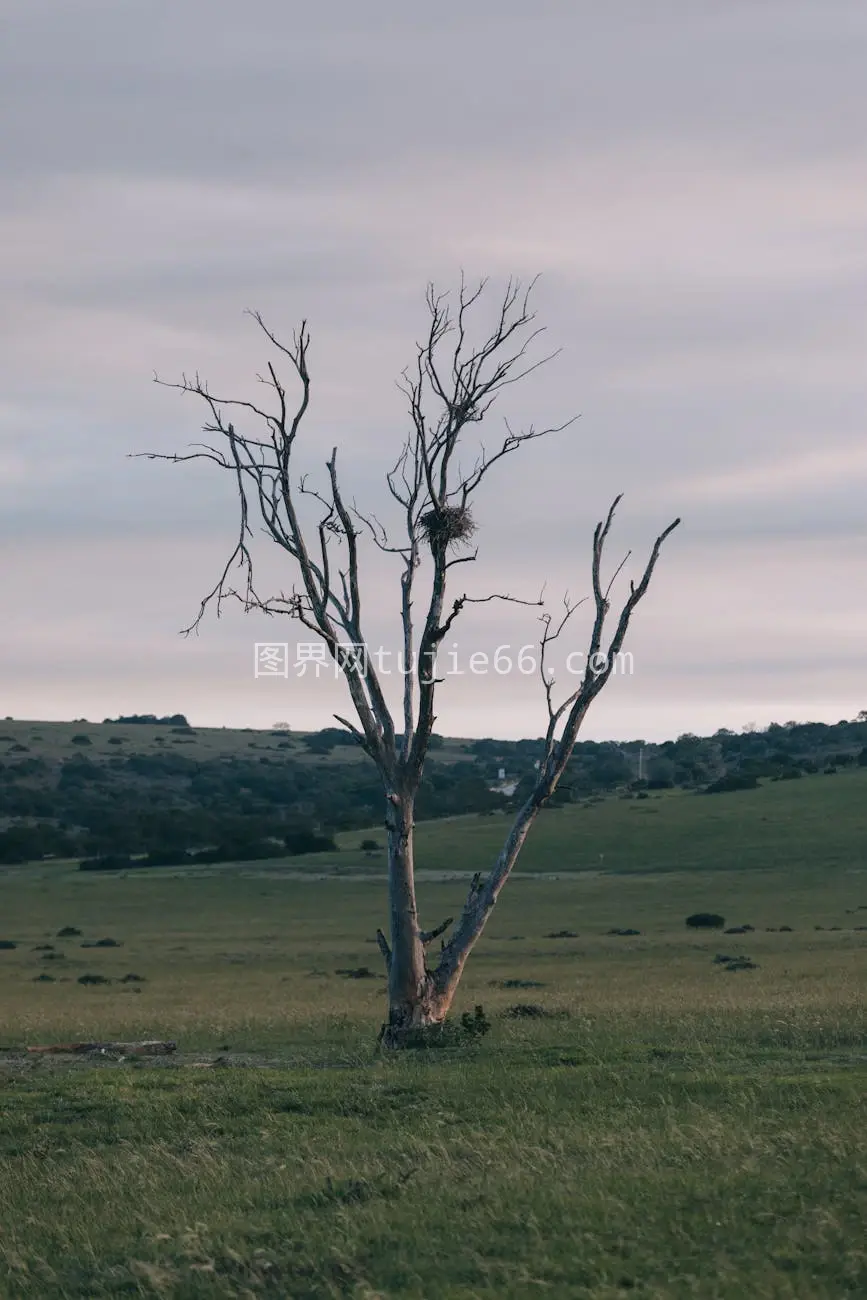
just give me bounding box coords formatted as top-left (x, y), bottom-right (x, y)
top-left (285, 763), bottom-right (867, 877)
top-left (1, 782), bottom-right (867, 1300)
top-left (0, 717), bottom-right (475, 768)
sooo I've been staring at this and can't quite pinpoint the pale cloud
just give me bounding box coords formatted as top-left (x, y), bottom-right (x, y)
top-left (2, 1), bottom-right (866, 737)
top-left (662, 443), bottom-right (867, 505)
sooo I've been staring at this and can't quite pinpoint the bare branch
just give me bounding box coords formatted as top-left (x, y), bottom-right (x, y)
top-left (438, 589), bottom-right (544, 640)
top-left (433, 508), bottom-right (680, 1003)
top-left (420, 917), bottom-right (454, 945)
top-left (376, 929), bottom-right (392, 970)
top-left (538, 594), bottom-right (589, 725)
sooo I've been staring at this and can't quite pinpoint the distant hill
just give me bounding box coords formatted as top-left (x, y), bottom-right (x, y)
top-left (0, 714), bottom-right (865, 868)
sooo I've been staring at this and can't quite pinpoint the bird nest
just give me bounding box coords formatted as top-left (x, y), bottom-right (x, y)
top-left (419, 504), bottom-right (477, 549)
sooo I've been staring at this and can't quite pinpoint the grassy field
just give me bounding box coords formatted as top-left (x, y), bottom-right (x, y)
top-left (23, 761), bottom-right (864, 879)
top-left (288, 764), bottom-right (867, 877)
top-left (1, 841), bottom-right (866, 1297)
top-left (0, 717), bottom-right (475, 767)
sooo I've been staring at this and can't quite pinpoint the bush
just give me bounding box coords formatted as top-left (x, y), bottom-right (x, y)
top-left (394, 1005), bottom-right (490, 1049)
top-left (503, 1003), bottom-right (567, 1019)
top-left (686, 912), bottom-right (726, 929)
top-left (79, 854), bottom-right (133, 872)
top-left (703, 773), bottom-right (759, 794)
top-left (284, 830), bottom-right (336, 855)
top-left (104, 713), bottom-right (189, 726)
top-left (360, 838), bottom-right (381, 852)
top-left (143, 848), bottom-right (193, 867)
top-left (71, 734), bottom-right (92, 745)
top-left (490, 979), bottom-right (546, 989)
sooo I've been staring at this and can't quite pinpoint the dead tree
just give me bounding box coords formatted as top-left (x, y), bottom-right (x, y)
top-left (140, 277), bottom-right (679, 1047)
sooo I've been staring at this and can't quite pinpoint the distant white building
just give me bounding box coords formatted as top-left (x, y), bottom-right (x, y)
top-left (489, 772), bottom-right (519, 797)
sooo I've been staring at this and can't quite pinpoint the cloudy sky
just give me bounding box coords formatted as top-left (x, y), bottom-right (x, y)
top-left (1, 1), bottom-right (866, 742)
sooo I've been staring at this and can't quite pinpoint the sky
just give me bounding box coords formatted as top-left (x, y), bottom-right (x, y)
top-left (1, 0), bottom-right (866, 742)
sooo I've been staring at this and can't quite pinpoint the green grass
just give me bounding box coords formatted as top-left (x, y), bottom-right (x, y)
top-left (302, 764), bottom-right (867, 876)
top-left (0, 717), bottom-right (475, 767)
top-left (2, 1055), bottom-right (865, 1297)
top-left (34, 763), bottom-right (860, 880)
top-left (1, 855), bottom-right (866, 1296)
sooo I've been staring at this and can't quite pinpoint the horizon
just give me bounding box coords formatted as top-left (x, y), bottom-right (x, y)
top-left (4, 708), bottom-right (864, 748)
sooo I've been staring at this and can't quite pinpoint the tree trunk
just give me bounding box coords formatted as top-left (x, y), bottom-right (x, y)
top-left (379, 792), bottom-right (453, 1047)
top-left (379, 788), bottom-right (549, 1046)
top-left (431, 792), bottom-right (546, 1011)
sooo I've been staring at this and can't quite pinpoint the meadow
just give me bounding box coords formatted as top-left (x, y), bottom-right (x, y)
top-left (1, 775), bottom-right (866, 1296)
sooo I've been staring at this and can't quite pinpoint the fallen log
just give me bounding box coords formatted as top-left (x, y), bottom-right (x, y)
top-left (26, 1040), bottom-right (177, 1056)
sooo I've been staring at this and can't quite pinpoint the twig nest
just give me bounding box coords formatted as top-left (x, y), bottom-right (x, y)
top-left (419, 504), bottom-right (477, 550)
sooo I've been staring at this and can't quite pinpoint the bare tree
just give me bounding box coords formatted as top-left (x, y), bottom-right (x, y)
top-left (140, 277), bottom-right (679, 1047)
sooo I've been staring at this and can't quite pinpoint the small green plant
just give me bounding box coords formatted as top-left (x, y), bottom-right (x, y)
top-left (393, 1005), bottom-right (491, 1049)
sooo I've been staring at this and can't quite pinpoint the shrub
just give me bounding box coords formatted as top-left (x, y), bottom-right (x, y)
top-left (360, 838), bottom-right (381, 852)
top-left (713, 954), bottom-right (757, 970)
top-left (686, 912), bottom-right (725, 929)
top-left (394, 1005), bottom-right (490, 1049)
top-left (70, 734), bottom-right (92, 745)
top-left (143, 849), bottom-right (192, 867)
top-left (284, 830), bottom-right (336, 855)
top-left (79, 854), bottom-right (133, 871)
top-left (490, 979), bottom-right (546, 989)
top-left (503, 1003), bottom-right (567, 1019)
top-left (703, 773), bottom-right (758, 794)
